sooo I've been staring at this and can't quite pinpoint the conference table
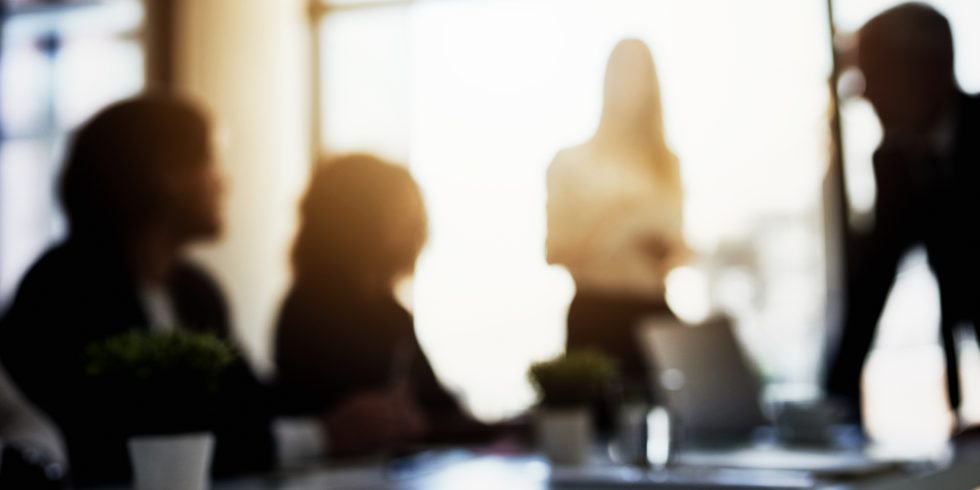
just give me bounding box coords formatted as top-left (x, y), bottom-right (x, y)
top-left (99, 444), bottom-right (980, 490)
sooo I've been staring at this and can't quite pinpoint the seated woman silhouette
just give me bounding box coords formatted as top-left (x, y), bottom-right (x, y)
top-left (546, 39), bottom-right (687, 395)
top-left (276, 155), bottom-right (480, 441)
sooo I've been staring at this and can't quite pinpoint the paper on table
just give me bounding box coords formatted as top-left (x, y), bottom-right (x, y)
top-left (674, 446), bottom-right (899, 478)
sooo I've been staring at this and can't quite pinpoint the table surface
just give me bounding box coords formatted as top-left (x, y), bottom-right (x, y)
top-left (92, 446), bottom-right (980, 490)
top-left (214, 450), bottom-right (980, 490)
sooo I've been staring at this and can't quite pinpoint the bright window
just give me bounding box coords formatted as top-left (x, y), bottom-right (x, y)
top-left (0, 0), bottom-right (145, 308)
top-left (318, 0), bottom-right (834, 420)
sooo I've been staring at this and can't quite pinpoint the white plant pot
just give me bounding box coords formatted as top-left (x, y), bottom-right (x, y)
top-left (535, 408), bottom-right (592, 466)
top-left (128, 432), bottom-right (214, 490)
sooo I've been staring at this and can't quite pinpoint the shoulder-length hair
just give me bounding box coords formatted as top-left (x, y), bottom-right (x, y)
top-left (291, 154), bottom-right (428, 294)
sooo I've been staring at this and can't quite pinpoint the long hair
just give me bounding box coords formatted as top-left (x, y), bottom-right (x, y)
top-left (291, 154), bottom-right (428, 295)
top-left (59, 94), bottom-right (212, 240)
top-left (594, 39), bottom-right (680, 187)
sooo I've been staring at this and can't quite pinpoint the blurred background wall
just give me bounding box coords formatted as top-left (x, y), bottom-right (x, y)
top-left (172, 0), bottom-right (312, 373)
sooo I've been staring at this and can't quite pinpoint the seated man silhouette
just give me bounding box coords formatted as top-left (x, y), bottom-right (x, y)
top-left (826, 4), bottom-right (980, 424)
top-left (0, 94), bottom-right (424, 486)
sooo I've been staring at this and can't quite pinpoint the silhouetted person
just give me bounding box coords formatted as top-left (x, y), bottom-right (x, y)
top-left (825, 4), bottom-right (980, 424)
top-left (0, 95), bottom-right (281, 485)
top-left (276, 155), bottom-right (482, 442)
top-left (546, 39), bottom-right (687, 395)
top-left (0, 96), bottom-right (431, 485)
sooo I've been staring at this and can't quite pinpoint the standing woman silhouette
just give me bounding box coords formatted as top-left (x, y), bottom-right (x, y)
top-left (546, 39), bottom-right (687, 395)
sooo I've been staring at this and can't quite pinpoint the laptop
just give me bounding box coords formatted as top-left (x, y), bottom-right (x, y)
top-left (550, 318), bottom-right (903, 487)
top-left (637, 316), bottom-right (768, 445)
top-left (633, 317), bottom-right (899, 478)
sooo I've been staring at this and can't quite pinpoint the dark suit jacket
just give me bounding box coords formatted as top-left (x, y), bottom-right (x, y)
top-left (828, 92), bottom-right (980, 409)
top-left (868, 92), bottom-right (980, 319)
top-left (0, 240), bottom-right (275, 486)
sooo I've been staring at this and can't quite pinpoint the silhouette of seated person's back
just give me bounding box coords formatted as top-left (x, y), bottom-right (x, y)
top-left (276, 155), bottom-right (485, 442)
top-left (826, 4), bottom-right (980, 423)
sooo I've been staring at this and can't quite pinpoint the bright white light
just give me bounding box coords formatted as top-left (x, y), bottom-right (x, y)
top-left (665, 266), bottom-right (712, 325)
top-left (322, 0), bottom-right (831, 420)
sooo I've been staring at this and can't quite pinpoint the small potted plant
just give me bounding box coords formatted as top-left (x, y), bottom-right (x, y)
top-left (85, 330), bottom-right (236, 490)
top-left (528, 350), bottom-right (618, 466)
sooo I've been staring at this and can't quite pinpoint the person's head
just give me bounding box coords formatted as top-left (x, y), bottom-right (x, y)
top-left (858, 3), bottom-right (957, 133)
top-left (597, 39), bottom-right (678, 182)
top-left (60, 93), bottom-right (223, 245)
top-left (601, 39), bottom-right (663, 130)
top-left (292, 154), bottom-right (427, 296)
